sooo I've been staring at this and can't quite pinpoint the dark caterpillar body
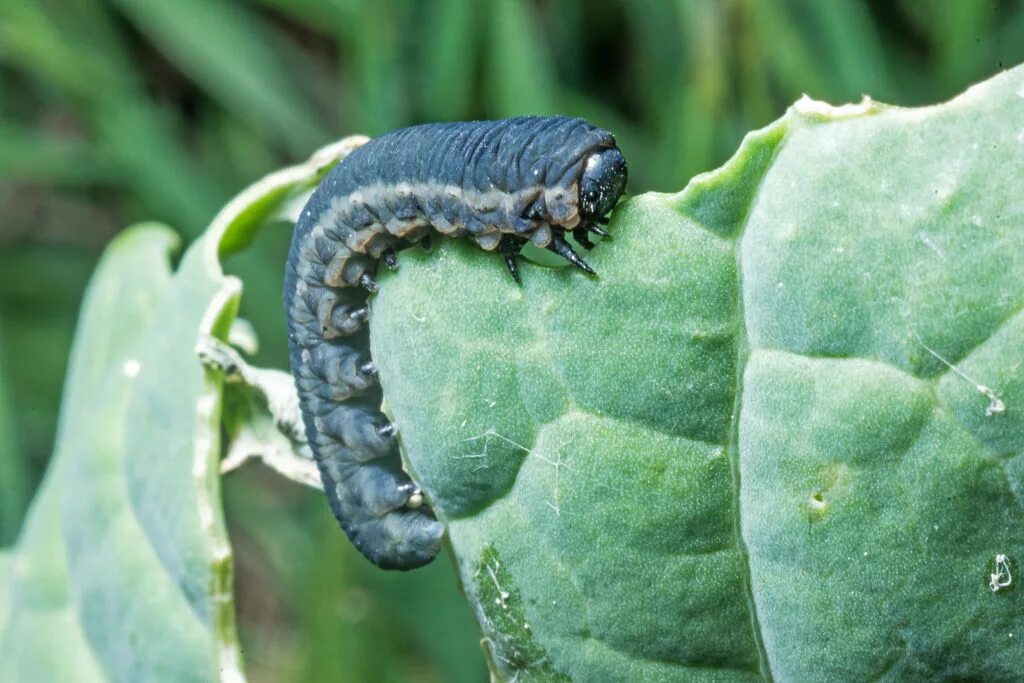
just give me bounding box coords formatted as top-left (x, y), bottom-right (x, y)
top-left (284, 116), bottom-right (627, 569)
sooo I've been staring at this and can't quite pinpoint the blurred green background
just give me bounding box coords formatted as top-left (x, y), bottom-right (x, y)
top-left (1, 1), bottom-right (1022, 680)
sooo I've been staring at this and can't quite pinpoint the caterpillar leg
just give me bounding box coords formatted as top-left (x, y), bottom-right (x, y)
top-left (316, 425), bottom-right (444, 569)
top-left (297, 342), bottom-right (377, 403)
top-left (317, 292), bottom-right (369, 339)
top-left (499, 234), bottom-right (527, 283)
top-left (360, 272), bottom-right (378, 292)
top-left (323, 457), bottom-right (419, 515)
top-left (291, 283), bottom-right (369, 347)
top-left (548, 232), bottom-right (595, 274)
top-left (296, 364), bottom-right (443, 568)
top-left (573, 226), bottom-right (596, 250)
top-left (316, 403), bottom-right (396, 458)
top-left (310, 411), bottom-right (417, 515)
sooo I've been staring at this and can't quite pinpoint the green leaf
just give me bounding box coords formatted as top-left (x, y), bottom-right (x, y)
top-left (420, 0), bottom-right (477, 119)
top-left (372, 66), bottom-right (1024, 679)
top-left (0, 340), bottom-right (28, 544)
top-left (0, 0), bottom-right (228, 233)
top-left (0, 134), bottom-right (369, 681)
top-left (485, 0), bottom-right (558, 117)
top-left (0, 122), bottom-right (116, 185)
top-left (354, 4), bottom-right (411, 134)
top-left (0, 224), bottom-right (208, 681)
top-left (0, 222), bottom-right (253, 680)
top-left (109, 0), bottom-right (327, 154)
top-left (0, 469), bottom-right (107, 682)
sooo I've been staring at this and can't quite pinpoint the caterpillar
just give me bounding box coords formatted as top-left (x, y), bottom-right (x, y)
top-left (284, 116), bottom-right (627, 570)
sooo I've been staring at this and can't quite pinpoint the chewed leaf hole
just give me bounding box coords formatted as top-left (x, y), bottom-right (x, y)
top-left (809, 492), bottom-right (827, 510)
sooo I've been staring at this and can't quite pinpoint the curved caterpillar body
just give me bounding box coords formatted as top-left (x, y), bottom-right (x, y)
top-left (284, 116), bottom-right (627, 569)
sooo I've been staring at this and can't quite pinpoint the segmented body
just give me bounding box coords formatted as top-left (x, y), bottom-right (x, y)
top-left (284, 116), bottom-right (622, 569)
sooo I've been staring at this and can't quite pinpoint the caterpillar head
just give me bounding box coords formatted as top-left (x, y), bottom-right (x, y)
top-left (578, 146), bottom-right (628, 222)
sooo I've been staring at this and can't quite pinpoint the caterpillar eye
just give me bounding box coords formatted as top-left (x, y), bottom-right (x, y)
top-left (578, 147), bottom-right (627, 220)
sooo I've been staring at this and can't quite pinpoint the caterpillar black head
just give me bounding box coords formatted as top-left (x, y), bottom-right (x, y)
top-left (579, 147), bottom-right (627, 222)
top-left (539, 144), bottom-right (627, 270)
